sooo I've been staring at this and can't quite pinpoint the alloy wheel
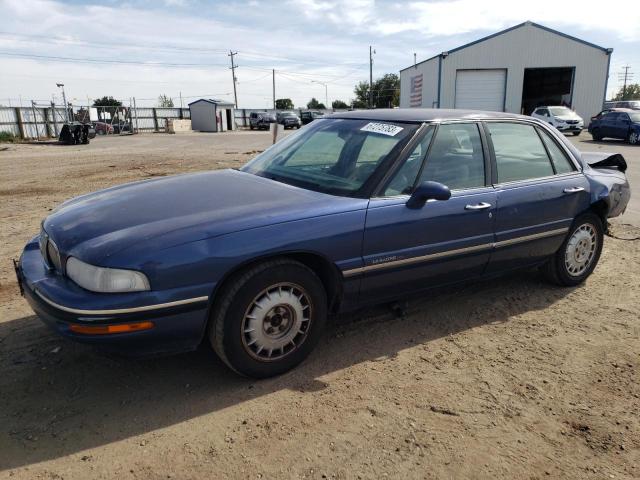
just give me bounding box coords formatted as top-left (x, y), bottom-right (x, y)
top-left (241, 283), bottom-right (313, 362)
top-left (564, 224), bottom-right (597, 276)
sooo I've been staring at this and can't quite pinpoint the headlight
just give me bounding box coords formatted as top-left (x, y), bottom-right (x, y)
top-left (66, 257), bottom-right (150, 293)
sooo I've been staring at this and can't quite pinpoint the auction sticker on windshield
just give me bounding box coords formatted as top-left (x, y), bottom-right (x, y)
top-left (360, 122), bottom-right (404, 136)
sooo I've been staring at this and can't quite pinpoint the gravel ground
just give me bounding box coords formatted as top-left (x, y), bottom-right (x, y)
top-left (0, 131), bottom-right (638, 479)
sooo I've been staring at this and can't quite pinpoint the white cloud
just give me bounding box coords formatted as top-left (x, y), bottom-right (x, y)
top-left (0, 0), bottom-right (637, 106)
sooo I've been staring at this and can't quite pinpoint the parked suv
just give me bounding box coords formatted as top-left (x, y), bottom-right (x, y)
top-left (589, 110), bottom-right (640, 144)
top-left (301, 111), bottom-right (324, 125)
top-left (249, 112), bottom-right (276, 130)
top-left (531, 106), bottom-right (584, 136)
top-left (277, 111), bottom-right (302, 129)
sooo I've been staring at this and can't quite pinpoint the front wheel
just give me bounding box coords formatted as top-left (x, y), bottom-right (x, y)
top-left (629, 131), bottom-right (639, 145)
top-left (572, 131), bottom-right (581, 136)
top-left (543, 213), bottom-right (603, 286)
top-left (209, 259), bottom-right (327, 378)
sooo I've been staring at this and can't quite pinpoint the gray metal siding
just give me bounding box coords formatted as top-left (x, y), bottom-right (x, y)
top-left (400, 57), bottom-right (439, 108)
top-left (189, 101), bottom-right (217, 132)
top-left (438, 24), bottom-right (609, 120)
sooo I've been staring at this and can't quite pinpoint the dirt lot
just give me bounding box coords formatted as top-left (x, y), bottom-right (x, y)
top-left (0, 132), bottom-right (638, 479)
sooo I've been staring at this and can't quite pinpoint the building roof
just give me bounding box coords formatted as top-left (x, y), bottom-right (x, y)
top-left (188, 98), bottom-right (235, 107)
top-left (400, 21), bottom-right (612, 73)
top-left (329, 108), bottom-right (525, 123)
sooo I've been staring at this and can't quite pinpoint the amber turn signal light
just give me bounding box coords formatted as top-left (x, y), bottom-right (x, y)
top-left (69, 321), bottom-right (154, 335)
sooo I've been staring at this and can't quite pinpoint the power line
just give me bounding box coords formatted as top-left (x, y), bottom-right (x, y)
top-left (617, 66), bottom-right (634, 99)
top-left (0, 51), bottom-right (227, 67)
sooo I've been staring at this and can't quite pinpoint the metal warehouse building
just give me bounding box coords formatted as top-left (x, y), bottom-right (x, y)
top-left (399, 21), bottom-right (612, 121)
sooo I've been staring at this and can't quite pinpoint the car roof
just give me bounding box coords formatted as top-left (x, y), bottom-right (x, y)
top-left (328, 108), bottom-right (526, 123)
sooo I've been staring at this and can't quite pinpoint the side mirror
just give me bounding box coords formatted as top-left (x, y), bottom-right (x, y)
top-left (406, 181), bottom-right (451, 209)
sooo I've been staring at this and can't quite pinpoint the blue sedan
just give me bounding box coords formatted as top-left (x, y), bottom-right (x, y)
top-left (589, 109), bottom-right (640, 145)
top-left (16, 109), bottom-right (631, 378)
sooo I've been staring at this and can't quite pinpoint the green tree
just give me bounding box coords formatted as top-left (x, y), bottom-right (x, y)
top-left (372, 73), bottom-right (400, 108)
top-left (331, 99), bottom-right (349, 109)
top-left (352, 81), bottom-right (370, 108)
top-left (352, 74), bottom-right (400, 109)
top-left (92, 96), bottom-right (122, 120)
top-left (157, 94), bottom-right (174, 107)
top-left (275, 98), bottom-right (294, 110)
top-left (613, 83), bottom-right (640, 101)
top-left (307, 97), bottom-right (326, 109)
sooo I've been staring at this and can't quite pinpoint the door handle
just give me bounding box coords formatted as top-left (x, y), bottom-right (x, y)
top-left (563, 187), bottom-right (585, 194)
top-left (465, 202), bottom-right (492, 211)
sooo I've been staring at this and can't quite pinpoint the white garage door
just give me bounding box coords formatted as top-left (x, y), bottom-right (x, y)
top-left (454, 69), bottom-right (506, 111)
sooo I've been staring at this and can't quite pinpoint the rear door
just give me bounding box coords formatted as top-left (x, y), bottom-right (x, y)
top-left (601, 112), bottom-right (619, 138)
top-left (484, 121), bottom-right (590, 273)
top-left (612, 112), bottom-right (631, 139)
top-left (359, 122), bottom-right (496, 302)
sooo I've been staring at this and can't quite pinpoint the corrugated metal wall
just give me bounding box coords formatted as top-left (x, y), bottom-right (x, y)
top-left (400, 24), bottom-right (610, 120)
top-left (439, 24), bottom-right (609, 120)
top-left (400, 57), bottom-right (439, 108)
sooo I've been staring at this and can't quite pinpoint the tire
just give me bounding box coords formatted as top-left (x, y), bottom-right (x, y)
top-left (250, 125), bottom-right (254, 130)
top-left (543, 213), bottom-right (604, 286)
top-left (572, 131), bottom-right (581, 136)
top-left (628, 131), bottom-right (639, 145)
top-left (97, 130), bottom-right (105, 135)
top-left (209, 259), bottom-right (327, 378)
top-left (591, 129), bottom-right (602, 141)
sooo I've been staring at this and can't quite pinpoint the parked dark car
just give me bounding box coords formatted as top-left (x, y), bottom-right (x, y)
top-left (277, 111), bottom-right (301, 129)
top-left (588, 107), bottom-right (631, 127)
top-left (16, 109), bottom-right (630, 378)
top-left (301, 111), bottom-right (325, 125)
top-left (93, 122), bottom-right (114, 135)
top-left (589, 110), bottom-right (640, 144)
top-left (112, 122), bottom-right (131, 134)
top-left (249, 112), bottom-right (276, 130)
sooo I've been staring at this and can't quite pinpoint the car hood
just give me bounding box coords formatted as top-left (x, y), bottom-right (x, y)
top-left (43, 169), bottom-right (366, 264)
top-left (555, 115), bottom-right (582, 121)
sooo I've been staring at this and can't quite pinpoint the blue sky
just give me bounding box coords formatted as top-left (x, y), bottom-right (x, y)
top-left (1, 0), bottom-right (638, 108)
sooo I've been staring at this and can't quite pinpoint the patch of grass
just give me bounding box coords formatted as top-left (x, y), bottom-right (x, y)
top-left (0, 131), bottom-right (18, 143)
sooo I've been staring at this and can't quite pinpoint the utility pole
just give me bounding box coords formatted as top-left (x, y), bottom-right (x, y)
top-left (272, 69), bottom-right (276, 110)
top-left (618, 66), bottom-right (634, 99)
top-left (179, 91), bottom-right (183, 109)
top-left (369, 46), bottom-right (374, 109)
top-left (228, 50), bottom-right (239, 108)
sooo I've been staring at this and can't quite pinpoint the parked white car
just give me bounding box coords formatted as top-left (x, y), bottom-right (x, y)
top-left (531, 106), bottom-right (584, 136)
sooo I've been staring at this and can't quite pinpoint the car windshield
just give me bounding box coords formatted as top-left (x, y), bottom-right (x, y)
top-left (281, 112), bottom-right (297, 117)
top-left (629, 112), bottom-right (640, 122)
top-left (242, 118), bottom-right (418, 196)
top-left (548, 107), bottom-right (573, 116)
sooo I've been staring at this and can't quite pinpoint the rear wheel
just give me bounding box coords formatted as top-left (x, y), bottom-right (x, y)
top-left (629, 131), bottom-right (639, 145)
top-left (250, 124), bottom-right (254, 130)
top-left (591, 129), bottom-right (602, 141)
top-left (543, 213), bottom-right (603, 286)
top-left (209, 259), bottom-right (327, 378)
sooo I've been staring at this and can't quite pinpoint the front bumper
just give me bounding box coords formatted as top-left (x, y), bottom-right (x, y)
top-left (556, 123), bottom-right (583, 132)
top-left (16, 237), bottom-right (212, 356)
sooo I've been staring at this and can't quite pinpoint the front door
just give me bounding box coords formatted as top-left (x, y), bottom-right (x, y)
top-left (359, 122), bottom-right (496, 302)
top-left (484, 121), bottom-right (590, 273)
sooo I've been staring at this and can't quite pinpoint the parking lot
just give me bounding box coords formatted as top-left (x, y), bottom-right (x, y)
top-left (0, 132), bottom-right (638, 479)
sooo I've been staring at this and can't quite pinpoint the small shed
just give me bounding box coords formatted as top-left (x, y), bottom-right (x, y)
top-left (188, 99), bottom-right (236, 132)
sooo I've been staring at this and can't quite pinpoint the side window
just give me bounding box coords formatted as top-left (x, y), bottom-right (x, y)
top-left (487, 122), bottom-right (554, 183)
top-left (417, 123), bottom-right (485, 190)
top-left (538, 129), bottom-right (575, 174)
top-left (382, 128), bottom-right (434, 196)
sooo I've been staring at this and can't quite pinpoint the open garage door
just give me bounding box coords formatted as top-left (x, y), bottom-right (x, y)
top-left (455, 69), bottom-right (506, 111)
